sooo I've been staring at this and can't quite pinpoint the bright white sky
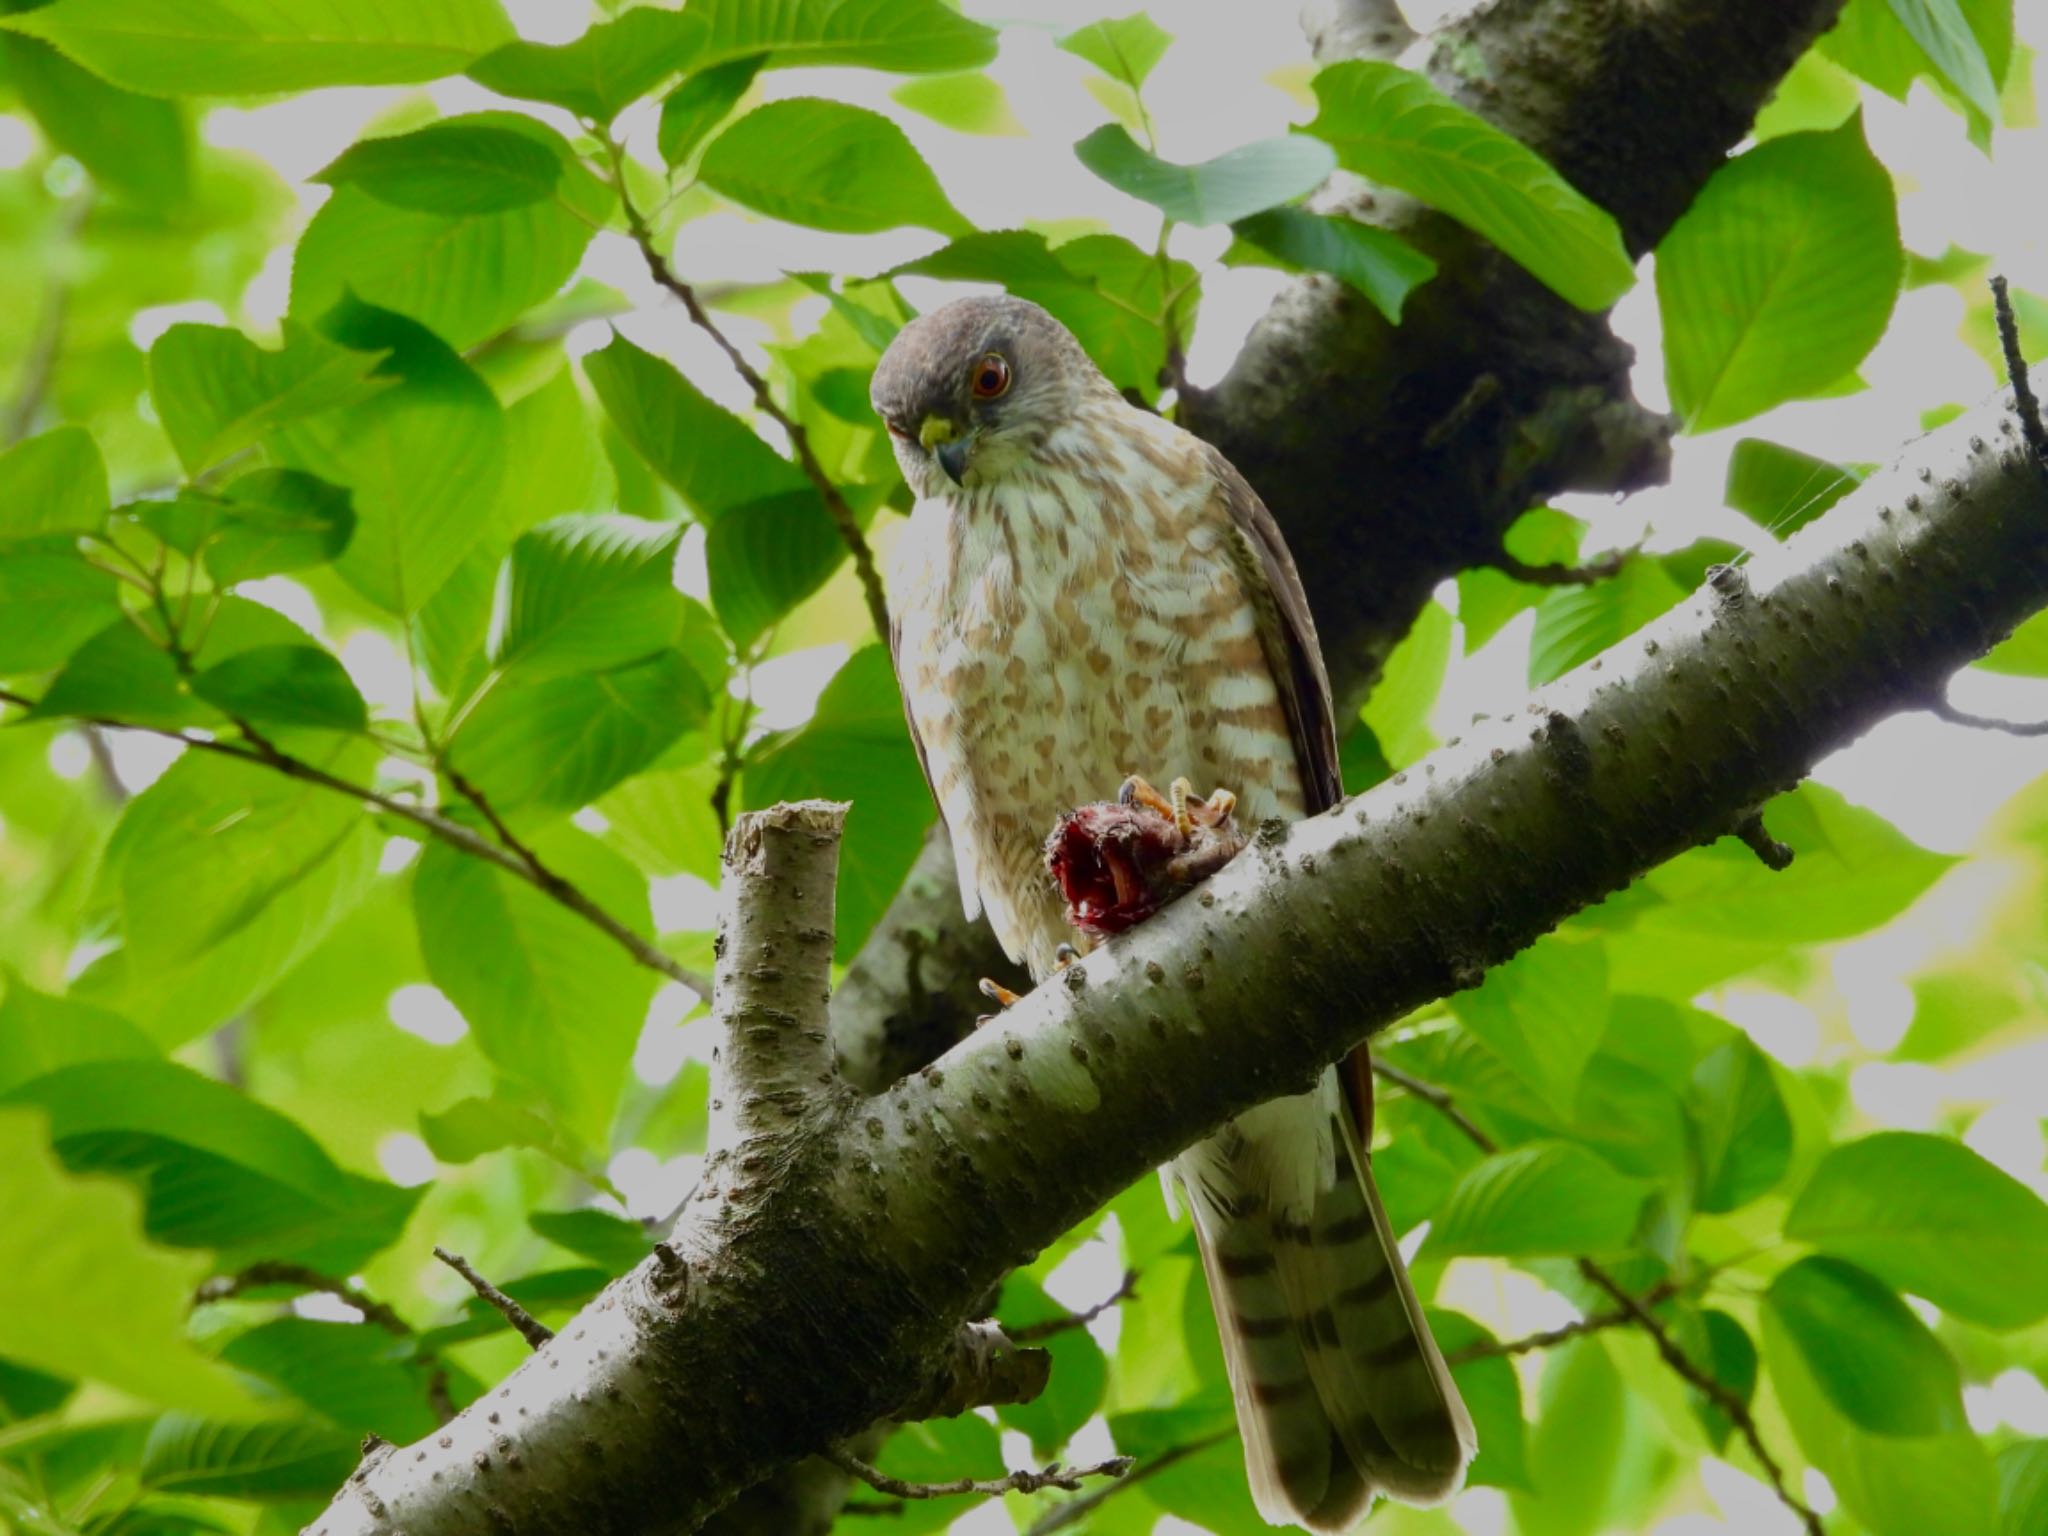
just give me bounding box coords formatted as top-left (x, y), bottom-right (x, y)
top-left (24, 5), bottom-right (2048, 1530)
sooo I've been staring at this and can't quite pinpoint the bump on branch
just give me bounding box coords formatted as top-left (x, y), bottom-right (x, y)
top-left (896, 1319), bottom-right (1051, 1420)
top-left (1732, 810), bottom-right (1795, 870)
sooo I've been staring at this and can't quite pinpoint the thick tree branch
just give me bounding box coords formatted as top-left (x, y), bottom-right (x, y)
top-left (305, 395), bottom-right (2048, 1535)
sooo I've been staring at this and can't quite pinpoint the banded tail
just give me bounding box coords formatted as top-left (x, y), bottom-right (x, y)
top-left (1175, 1067), bottom-right (1474, 1530)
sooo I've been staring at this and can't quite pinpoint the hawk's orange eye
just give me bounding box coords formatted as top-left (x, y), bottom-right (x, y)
top-left (970, 353), bottom-right (1010, 399)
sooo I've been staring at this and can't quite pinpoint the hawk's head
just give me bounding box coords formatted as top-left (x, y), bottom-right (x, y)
top-left (870, 295), bottom-right (1110, 496)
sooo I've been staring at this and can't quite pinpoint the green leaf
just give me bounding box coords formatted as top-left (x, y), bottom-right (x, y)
top-left (490, 514), bottom-right (684, 680)
top-left (271, 302), bottom-right (505, 614)
top-left (0, 976), bottom-right (155, 1096)
top-left (147, 323), bottom-right (379, 476)
top-left (190, 645), bottom-right (367, 733)
top-left (700, 98), bottom-right (969, 235)
top-left (1450, 935), bottom-right (1609, 1118)
top-left (1686, 1307), bottom-right (1759, 1451)
top-left (1358, 597), bottom-right (1450, 766)
top-left (1883, 0), bottom-right (2002, 121)
top-left (582, 332), bottom-right (810, 520)
top-left (1766, 1256), bottom-right (1966, 1436)
top-left (315, 122), bottom-right (564, 215)
top-left (1824, 0), bottom-right (2009, 132)
top-left (1785, 1131), bottom-right (2048, 1328)
top-left (2, 1059), bottom-right (416, 1269)
top-left (138, 1415), bottom-right (356, 1501)
top-left (0, 427), bottom-right (107, 538)
top-left (529, 1208), bottom-right (653, 1272)
top-left (0, 550), bottom-right (123, 672)
top-left (1224, 207), bottom-right (1437, 324)
top-left (1509, 1337), bottom-right (1641, 1536)
top-left (703, 490), bottom-right (850, 651)
top-left (2001, 1442), bottom-right (2048, 1536)
top-left (1596, 784), bottom-right (1955, 996)
top-left (1424, 1140), bottom-right (1648, 1258)
top-left (1724, 437), bottom-right (1865, 539)
top-left (0, 1109), bottom-right (249, 1413)
top-left (994, 1273), bottom-right (1108, 1458)
top-left (290, 115), bottom-right (603, 352)
top-left (1456, 507), bottom-right (1585, 652)
top-left (1765, 1301), bottom-right (1997, 1536)
top-left (1657, 115), bottom-right (1901, 433)
top-left (891, 71), bottom-right (1022, 137)
top-left (1057, 13), bottom-right (1172, 88)
top-left (1686, 1036), bottom-right (1792, 1212)
top-left (467, 7), bottom-right (697, 122)
top-left (448, 649), bottom-right (708, 813)
top-left (1074, 125), bottom-right (1335, 227)
top-left (217, 1319), bottom-right (437, 1441)
top-left (413, 828), bottom-right (655, 1151)
top-left (1305, 60), bottom-right (1635, 312)
top-left (202, 468), bottom-right (356, 585)
top-left (100, 734), bottom-right (379, 974)
top-left (744, 646), bottom-right (935, 960)
top-left (420, 1094), bottom-right (578, 1167)
top-left (675, 0), bottom-right (997, 76)
top-left (1527, 559), bottom-right (1686, 686)
top-left (0, 0), bottom-right (514, 94)
top-left (658, 55), bottom-right (762, 166)
top-left (1428, 1312), bottom-right (1531, 1491)
top-left (0, 32), bottom-right (188, 205)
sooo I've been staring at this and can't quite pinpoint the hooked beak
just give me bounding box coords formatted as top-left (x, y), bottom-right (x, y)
top-left (920, 416), bottom-right (973, 486)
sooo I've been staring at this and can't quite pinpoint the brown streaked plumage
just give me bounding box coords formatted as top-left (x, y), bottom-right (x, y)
top-left (874, 295), bottom-right (1474, 1530)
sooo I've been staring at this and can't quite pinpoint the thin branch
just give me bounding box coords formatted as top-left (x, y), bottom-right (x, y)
top-left (433, 1247), bottom-right (554, 1351)
top-left (611, 144), bottom-right (892, 642)
top-left (0, 688), bottom-right (714, 999)
top-left (1382, 1063), bottom-right (1825, 1535)
top-left (4, 192), bottom-right (90, 447)
top-left (1009, 1271), bottom-right (1138, 1343)
top-left (1022, 1432), bottom-right (1235, 1536)
top-left (1927, 696), bottom-right (2048, 737)
top-left (1445, 1278), bottom-right (1680, 1365)
top-left (824, 1447), bottom-right (1131, 1503)
top-left (1491, 549), bottom-right (1627, 586)
top-left (193, 1262), bottom-right (455, 1425)
top-left (1992, 275), bottom-right (2048, 477)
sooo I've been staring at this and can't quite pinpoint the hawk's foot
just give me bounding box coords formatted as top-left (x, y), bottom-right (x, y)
top-left (979, 977), bottom-right (1024, 1010)
top-left (1053, 942), bottom-right (1079, 971)
top-left (1119, 773), bottom-right (1238, 839)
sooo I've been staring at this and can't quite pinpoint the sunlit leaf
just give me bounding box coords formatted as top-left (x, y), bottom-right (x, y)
top-left (1723, 437), bottom-right (1865, 539)
top-left (1785, 1131), bottom-right (2048, 1328)
top-left (1305, 60), bottom-right (1635, 311)
top-left (1527, 559), bottom-right (1686, 686)
top-left (891, 71), bottom-right (1023, 137)
top-left (217, 1319), bottom-right (438, 1441)
top-left (0, 427), bottom-right (107, 539)
top-left (675, 0), bottom-right (997, 76)
top-left (0, 550), bottom-right (123, 672)
top-left (0, 0), bottom-right (515, 95)
top-left (0, 31), bottom-right (189, 204)
top-left (468, 8), bottom-right (697, 122)
top-left (658, 55), bottom-right (763, 167)
top-left (1424, 1140), bottom-right (1648, 1258)
top-left (0, 975), bottom-right (155, 1096)
top-left (701, 98), bottom-right (970, 235)
top-left (190, 645), bottom-right (367, 733)
top-left (1057, 13), bottom-right (1172, 88)
top-left (138, 1415), bottom-right (356, 1500)
top-left (147, 323), bottom-right (380, 475)
top-left (1658, 116), bottom-right (1901, 432)
top-left (489, 514), bottom-right (684, 680)
top-left (0, 1110), bottom-right (250, 1413)
top-left (315, 122), bottom-right (565, 215)
top-left (1074, 125), bottom-right (1335, 227)
top-left (1686, 1036), bottom-right (1792, 1212)
top-left (1451, 935), bottom-right (1609, 1119)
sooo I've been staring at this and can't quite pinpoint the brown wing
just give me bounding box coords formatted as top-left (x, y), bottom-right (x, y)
top-left (1205, 445), bottom-right (1342, 816)
top-left (1207, 446), bottom-right (1373, 1137)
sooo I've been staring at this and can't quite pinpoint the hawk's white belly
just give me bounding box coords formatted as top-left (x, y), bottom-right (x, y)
top-left (888, 422), bottom-right (1304, 978)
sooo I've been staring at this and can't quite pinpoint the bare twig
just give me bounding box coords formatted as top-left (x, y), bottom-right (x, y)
top-left (4, 192), bottom-right (90, 447)
top-left (824, 1447), bottom-right (1131, 1502)
top-left (611, 144), bottom-right (892, 642)
top-left (0, 687), bottom-right (713, 999)
top-left (1444, 1278), bottom-right (1680, 1365)
top-left (1732, 810), bottom-right (1795, 870)
top-left (1009, 1271), bottom-right (1138, 1343)
top-left (1927, 697), bottom-right (2048, 737)
top-left (1491, 549), bottom-right (1627, 586)
top-left (1381, 1062), bottom-right (1825, 1535)
top-left (194, 1262), bottom-right (455, 1425)
top-left (1992, 275), bottom-right (2048, 477)
top-left (433, 1247), bottom-right (554, 1351)
top-left (1022, 1432), bottom-right (1234, 1536)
